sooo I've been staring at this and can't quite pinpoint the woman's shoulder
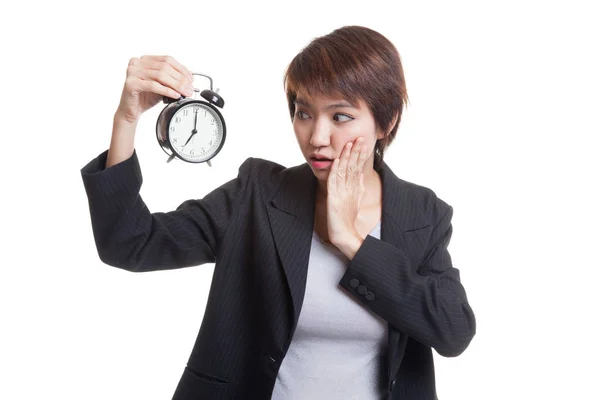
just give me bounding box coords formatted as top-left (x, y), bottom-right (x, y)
top-left (381, 163), bottom-right (450, 207)
top-left (238, 156), bottom-right (301, 177)
top-left (237, 156), bottom-right (311, 193)
top-left (380, 163), bottom-right (453, 226)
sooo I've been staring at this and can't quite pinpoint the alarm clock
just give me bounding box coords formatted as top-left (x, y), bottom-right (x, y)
top-left (156, 73), bottom-right (226, 166)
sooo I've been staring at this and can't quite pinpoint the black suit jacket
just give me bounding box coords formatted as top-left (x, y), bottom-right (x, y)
top-left (81, 150), bottom-right (476, 400)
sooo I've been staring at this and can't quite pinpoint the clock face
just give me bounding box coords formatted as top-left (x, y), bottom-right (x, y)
top-left (168, 103), bottom-right (225, 162)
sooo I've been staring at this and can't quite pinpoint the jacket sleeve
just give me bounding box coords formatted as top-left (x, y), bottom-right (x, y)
top-left (80, 149), bottom-right (253, 272)
top-left (339, 199), bottom-right (476, 357)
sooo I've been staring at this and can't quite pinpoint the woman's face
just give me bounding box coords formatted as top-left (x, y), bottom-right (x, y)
top-left (292, 92), bottom-right (384, 182)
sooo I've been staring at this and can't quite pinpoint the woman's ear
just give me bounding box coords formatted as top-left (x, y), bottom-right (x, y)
top-left (388, 112), bottom-right (399, 133)
top-left (377, 112), bottom-right (399, 139)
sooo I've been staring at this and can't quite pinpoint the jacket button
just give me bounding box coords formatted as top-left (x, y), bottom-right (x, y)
top-left (357, 285), bottom-right (367, 295)
top-left (349, 278), bottom-right (360, 288)
top-left (365, 291), bottom-right (375, 301)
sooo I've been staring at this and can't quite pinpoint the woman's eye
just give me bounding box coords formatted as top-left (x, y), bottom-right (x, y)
top-left (296, 110), bottom-right (309, 119)
top-left (334, 114), bottom-right (353, 122)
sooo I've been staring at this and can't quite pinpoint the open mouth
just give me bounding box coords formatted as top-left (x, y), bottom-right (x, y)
top-left (310, 158), bottom-right (333, 169)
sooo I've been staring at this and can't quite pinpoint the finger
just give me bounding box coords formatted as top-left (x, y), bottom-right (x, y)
top-left (137, 56), bottom-right (194, 97)
top-left (360, 172), bottom-right (365, 195)
top-left (132, 77), bottom-right (182, 100)
top-left (357, 138), bottom-right (369, 172)
top-left (135, 59), bottom-right (193, 97)
top-left (328, 158), bottom-right (339, 191)
top-left (135, 59), bottom-right (186, 84)
top-left (141, 55), bottom-right (194, 82)
top-left (337, 142), bottom-right (352, 179)
top-left (347, 137), bottom-right (363, 176)
top-left (128, 66), bottom-right (189, 98)
top-left (146, 69), bottom-right (194, 97)
top-left (358, 172), bottom-right (366, 206)
top-left (130, 57), bottom-right (188, 93)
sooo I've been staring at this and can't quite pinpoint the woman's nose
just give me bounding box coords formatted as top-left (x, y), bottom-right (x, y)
top-left (309, 120), bottom-right (331, 148)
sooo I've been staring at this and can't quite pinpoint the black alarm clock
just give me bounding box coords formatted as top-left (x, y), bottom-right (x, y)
top-left (156, 73), bottom-right (226, 166)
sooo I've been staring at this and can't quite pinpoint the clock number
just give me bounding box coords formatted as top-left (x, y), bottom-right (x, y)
top-left (170, 126), bottom-right (175, 132)
top-left (190, 149), bottom-right (194, 155)
top-left (183, 109), bottom-right (189, 116)
top-left (175, 117), bottom-right (181, 123)
top-left (172, 137), bottom-right (178, 143)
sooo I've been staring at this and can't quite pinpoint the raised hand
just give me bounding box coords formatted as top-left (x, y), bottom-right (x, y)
top-left (115, 55), bottom-right (194, 124)
top-left (326, 136), bottom-right (368, 255)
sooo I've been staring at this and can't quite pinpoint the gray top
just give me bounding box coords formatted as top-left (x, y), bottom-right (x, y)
top-left (271, 222), bottom-right (388, 399)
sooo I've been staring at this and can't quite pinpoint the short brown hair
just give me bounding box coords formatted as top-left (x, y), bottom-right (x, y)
top-left (283, 25), bottom-right (408, 170)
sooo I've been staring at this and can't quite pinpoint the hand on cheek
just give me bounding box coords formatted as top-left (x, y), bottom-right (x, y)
top-left (326, 137), bottom-right (368, 247)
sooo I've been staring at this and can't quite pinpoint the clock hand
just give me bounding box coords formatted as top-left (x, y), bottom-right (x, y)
top-left (183, 132), bottom-right (195, 147)
top-left (183, 108), bottom-right (199, 148)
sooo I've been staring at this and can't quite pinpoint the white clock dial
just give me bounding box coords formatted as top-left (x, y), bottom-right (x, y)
top-left (168, 103), bottom-right (224, 162)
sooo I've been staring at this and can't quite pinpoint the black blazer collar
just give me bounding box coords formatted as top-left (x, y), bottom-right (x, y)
top-left (266, 160), bottom-right (428, 382)
top-left (266, 160), bottom-right (427, 321)
top-left (269, 160), bottom-right (427, 234)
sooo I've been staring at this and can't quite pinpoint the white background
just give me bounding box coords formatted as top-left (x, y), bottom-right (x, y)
top-left (1, 0), bottom-right (598, 399)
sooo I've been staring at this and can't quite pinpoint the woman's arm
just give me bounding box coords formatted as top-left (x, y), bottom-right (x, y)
top-left (81, 150), bottom-right (253, 272)
top-left (106, 113), bottom-right (137, 168)
top-left (339, 199), bottom-right (476, 357)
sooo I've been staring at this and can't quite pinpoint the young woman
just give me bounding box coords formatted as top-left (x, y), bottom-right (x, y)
top-left (81, 25), bottom-right (475, 400)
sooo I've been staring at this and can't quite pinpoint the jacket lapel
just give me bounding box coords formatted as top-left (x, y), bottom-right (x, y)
top-left (266, 163), bottom-right (317, 329)
top-left (266, 160), bottom-right (428, 380)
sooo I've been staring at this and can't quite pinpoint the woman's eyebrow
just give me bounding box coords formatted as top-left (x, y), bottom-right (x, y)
top-left (294, 98), bottom-right (356, 110)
